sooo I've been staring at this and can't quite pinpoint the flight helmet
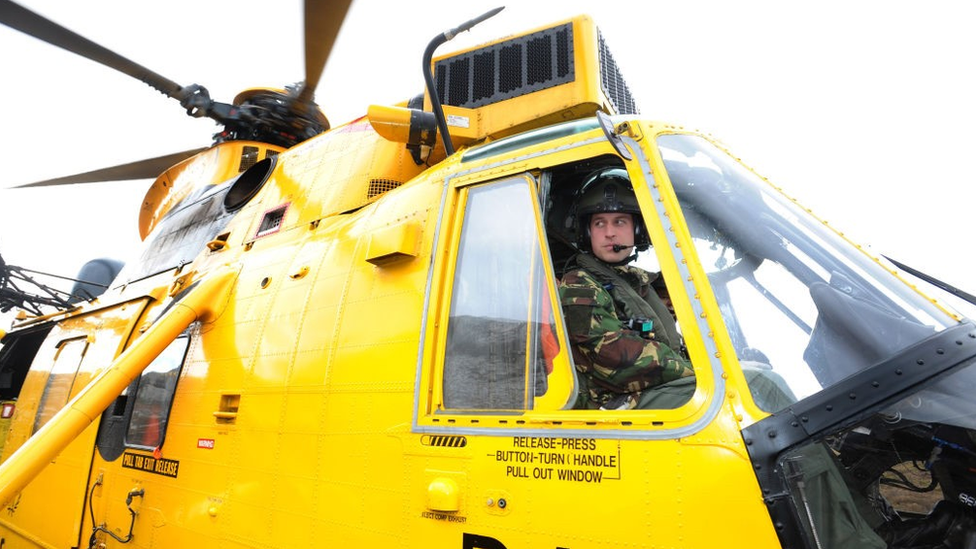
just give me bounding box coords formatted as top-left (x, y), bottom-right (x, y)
top-left (575, 167), bottom-right (650, 252)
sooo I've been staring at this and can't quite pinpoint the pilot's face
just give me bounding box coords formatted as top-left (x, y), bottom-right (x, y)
top-left (589, 212), bottom-right (635, 263)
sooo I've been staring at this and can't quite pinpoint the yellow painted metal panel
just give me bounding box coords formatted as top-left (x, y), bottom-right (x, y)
top-left (0, 297), bottom-right (152, 549)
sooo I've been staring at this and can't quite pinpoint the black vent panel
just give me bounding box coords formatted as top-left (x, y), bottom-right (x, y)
top-left (367, 179), bottom-right (402, 199)
top-left (597, 32), bottom-right (639, 115)
top-left (256, 205), bottom-right (287, 238)
top-left (239, 146), bottom-right (260, 172)
top-left (434, 23), bottom-right (575, 108)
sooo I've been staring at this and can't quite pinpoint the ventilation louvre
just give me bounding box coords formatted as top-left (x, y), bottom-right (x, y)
top-left (368, 179), bottom-right (403, 199)
top-left (416, 16), bottom-right (641, 144)
top-left (256, 205), bottom-right (287, 238)
top-left (239, 146), bottom-right (260, 172)
top-left (435, 23), bottom-right (575, 109)
top-left (597, 32), bottom-right (638, 115)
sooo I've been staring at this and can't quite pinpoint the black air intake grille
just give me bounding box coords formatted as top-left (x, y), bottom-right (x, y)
top-left (239, 146), bottom-right (260, 172)
top-left (434, 23), bottom-right (575, 108)
top-left (367, 179), bottom-right (402, 199)
top-left (598, 32), bottom-right (638, 115)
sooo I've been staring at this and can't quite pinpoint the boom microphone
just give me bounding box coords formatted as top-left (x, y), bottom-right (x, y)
top-left (612, 244), bottom-right (634, 253)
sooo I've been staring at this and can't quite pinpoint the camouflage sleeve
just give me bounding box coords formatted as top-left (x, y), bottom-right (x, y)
top-left (558, 269), bottom-right (692, 395)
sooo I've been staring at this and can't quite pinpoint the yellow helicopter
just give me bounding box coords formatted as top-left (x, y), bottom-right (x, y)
top-left (2, 1), bottom-right (976, 548)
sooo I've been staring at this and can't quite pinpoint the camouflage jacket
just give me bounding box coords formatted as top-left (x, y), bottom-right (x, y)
top-left (559, 256), bottom-right (693, 409)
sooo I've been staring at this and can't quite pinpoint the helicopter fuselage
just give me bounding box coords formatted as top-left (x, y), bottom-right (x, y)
top-left (2, 9), bottom-right (976, 549)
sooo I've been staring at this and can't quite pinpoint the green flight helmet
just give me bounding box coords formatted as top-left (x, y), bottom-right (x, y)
top-left (575, 167), bottom-right (651, 252)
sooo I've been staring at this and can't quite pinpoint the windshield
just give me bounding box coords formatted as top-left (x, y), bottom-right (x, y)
top-left (653, 134), bottom-right (957, 404)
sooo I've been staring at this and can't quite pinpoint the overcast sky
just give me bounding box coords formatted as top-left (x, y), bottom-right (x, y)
top-left (1, 0), bottom-right (974, 315)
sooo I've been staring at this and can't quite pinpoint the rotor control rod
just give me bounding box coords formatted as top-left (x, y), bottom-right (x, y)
top-left (443, 6), bottom-right (504, 40)
top-left (423, 6), bottom-right (504, 156)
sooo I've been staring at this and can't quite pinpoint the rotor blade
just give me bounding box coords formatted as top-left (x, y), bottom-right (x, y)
top-left (0, 0), bottom-right (185, 99)
top-left (12, 148), bottom-right (208, 188)
top-left (300, 0), bottom-right (353, 103)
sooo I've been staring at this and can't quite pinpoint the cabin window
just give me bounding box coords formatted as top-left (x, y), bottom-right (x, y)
top-left (124, 335), bottom-right (190, 449)
top-left (0, 325), bottom-right (53, 402)
top-left (33, 337), bottom-right (88, 433)
top-left (441, 177), bottom-right (558, 410)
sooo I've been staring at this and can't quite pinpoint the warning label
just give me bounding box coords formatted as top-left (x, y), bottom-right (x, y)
top-left (420, 511), bottom-right (468, 523)
top-left (121, 452), bottom-right (180, 478)
top-left (490, 437), bottom-right (621, 483)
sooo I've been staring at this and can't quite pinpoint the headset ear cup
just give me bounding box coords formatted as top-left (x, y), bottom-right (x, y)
top-left (635, 220), bottom-right (651, 251)
top-left (580, 215), bottom-right (592, 251)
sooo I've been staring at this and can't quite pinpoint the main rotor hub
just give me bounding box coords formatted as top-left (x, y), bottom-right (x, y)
top-left (217, 87), bottom-right (330, 148)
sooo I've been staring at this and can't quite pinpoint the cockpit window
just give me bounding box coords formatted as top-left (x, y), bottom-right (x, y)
top-left (669, 130), bottom-right (976, 547)
top-left (657, 134), bottom-right (955, 406)
top-left (441, 177), bottom-right (558, 410)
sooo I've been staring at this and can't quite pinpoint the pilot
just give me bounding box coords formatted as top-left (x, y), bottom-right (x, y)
top-left (559, 167), bottom-right (693, 410)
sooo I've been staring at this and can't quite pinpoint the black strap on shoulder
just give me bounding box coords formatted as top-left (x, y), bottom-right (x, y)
top-left (574, 254), bottom-right (681, 349)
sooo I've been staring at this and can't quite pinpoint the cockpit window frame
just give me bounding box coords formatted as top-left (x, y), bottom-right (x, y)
top-left (423, 172), bottom-right (577, 417)
top-left (413, 121), bottom-right (727, 439)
